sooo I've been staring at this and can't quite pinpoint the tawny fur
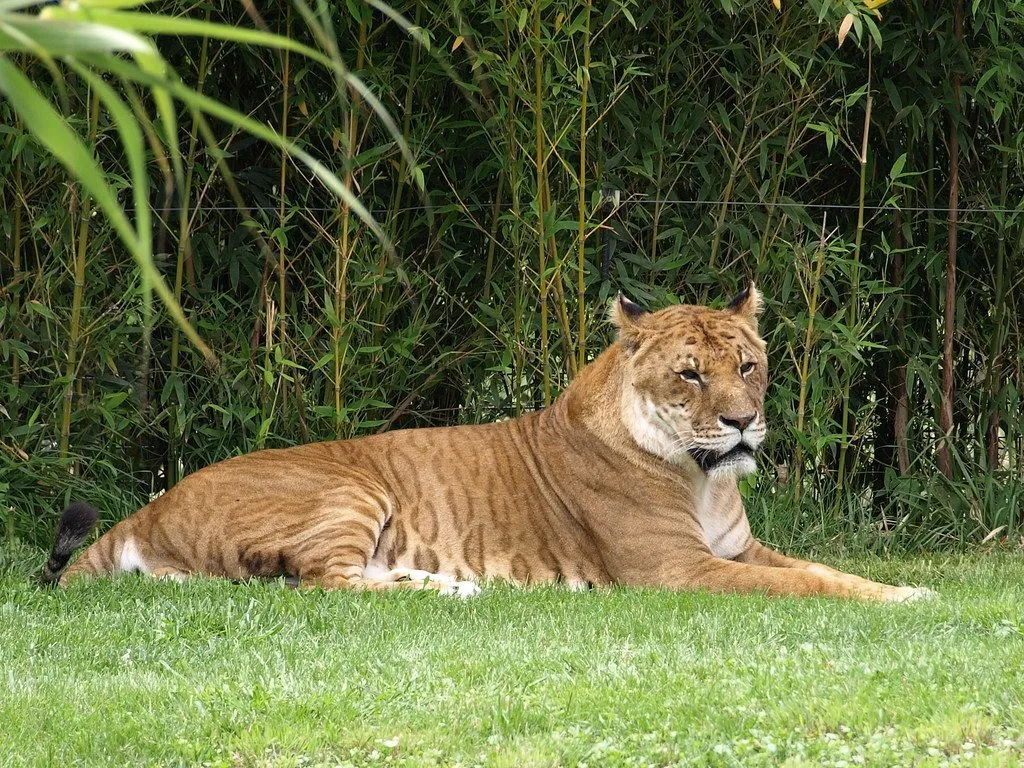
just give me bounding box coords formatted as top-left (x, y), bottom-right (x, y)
top-left (54, 286), bottom-right (930, 602)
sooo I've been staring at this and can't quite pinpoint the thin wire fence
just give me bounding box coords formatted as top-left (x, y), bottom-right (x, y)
top-left (142, 197), bottom-right (1024, 216)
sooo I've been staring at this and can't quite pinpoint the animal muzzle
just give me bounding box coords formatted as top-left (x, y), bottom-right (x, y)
top-left (688, 441), bottom-right (759, 473)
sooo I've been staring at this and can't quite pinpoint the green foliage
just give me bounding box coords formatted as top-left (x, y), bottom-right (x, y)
top-left (2, 0), bottom-right (1023, 550)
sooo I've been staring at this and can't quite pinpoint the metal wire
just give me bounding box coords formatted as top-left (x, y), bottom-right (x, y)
top-left (149, 197), bottom-right (1024, 216)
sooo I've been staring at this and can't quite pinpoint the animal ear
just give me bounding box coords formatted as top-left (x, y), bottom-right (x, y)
top-left (610, 293), bottom-right (649, 353)
top-left (727, 281), bottom-right (763, 327)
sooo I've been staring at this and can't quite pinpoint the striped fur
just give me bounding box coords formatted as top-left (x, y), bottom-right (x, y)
top-left (49, 285), bottom-right (932, 602)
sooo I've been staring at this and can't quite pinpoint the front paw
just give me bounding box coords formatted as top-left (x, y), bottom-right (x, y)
top-left (877, 585), bottom-right (936, 603)
top-left (440, 581), bottom-right (482, 599)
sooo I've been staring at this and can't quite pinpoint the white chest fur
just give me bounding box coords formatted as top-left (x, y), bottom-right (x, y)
top-left (694, 479), bottom-right (752, 560)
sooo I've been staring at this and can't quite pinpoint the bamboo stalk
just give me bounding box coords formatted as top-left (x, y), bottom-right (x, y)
top-left (377, 2), bottom-right (422, 339)
top-left (757, 66), bottom-right (814, 264)
top-left (504, 4), bottom-right (525, 415)
top-left (792, 218), bottom-right (828, 500)
top-left (10, 129), bottom-right (23, 392)
top-left (937, 0), bottom-right (963, 480)
top-left (892, 207), bottom-right (910, 475)
top-left (258, 290), bottom-right (275, 451)
top-left (575, 0), bottom-right (593, 373)
top-left (59, 87), bottom-right (100, 463)
top-left (926, 123), bottom-right (939, 350)
top-left (334, 195), bottom-right (352, 434)
top-left (544, 176), bottom-right (577, 381)
top-left (168, 24), bottom-right (212, 487)
top-left (483, 169), bottom-right (505, 303)
top-left (277, 6), bottom-right (291, 423)
top-left (648, 21), bottom-right (673, 277)
top-left (836, 44), bottom-right (873, 491)
top-left (532, 0), bottom-right (550, 405)
top-left (984, 109), bottom-right (1010, 471)
top-left (123, 81), bottom-right (176, 436)
top-left (257, 10), bottom-right (293, 452)
top-left (334, 15), bottom-right (368, 435)
top-left (708, 84), bottom-right (763, 274)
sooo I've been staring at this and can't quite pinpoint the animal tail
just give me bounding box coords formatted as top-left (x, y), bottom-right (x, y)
top-left (40, 501), bottom-right (100, 586)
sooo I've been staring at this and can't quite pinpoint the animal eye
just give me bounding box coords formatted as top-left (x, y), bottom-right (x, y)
top-left (679, 369), bottom-right (703, 385)
top-left (740, 361), bottom-right (756, 376)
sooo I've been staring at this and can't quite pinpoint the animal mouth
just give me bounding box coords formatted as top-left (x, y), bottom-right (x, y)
top-left (688, 443), bottom-right (756, 473)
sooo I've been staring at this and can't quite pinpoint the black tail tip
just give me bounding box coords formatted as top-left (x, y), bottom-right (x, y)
top-left (60, 501), bottom-right (100, 538)
top-left (39, 501), bottom-right (100, 586)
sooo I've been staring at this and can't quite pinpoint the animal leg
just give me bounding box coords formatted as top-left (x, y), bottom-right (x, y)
top-left (288, 490), bottom-right (479, 597)
top-left (671, 554), bottom-right (931, 602)
top-left (150, 566), bottom-right (191, 582)
top-left (60, 520), bottom-right (187, 585)
top-left (734, 541), bottom-right (935, 600)
top-left (359, 564), bottom-right (481, 597)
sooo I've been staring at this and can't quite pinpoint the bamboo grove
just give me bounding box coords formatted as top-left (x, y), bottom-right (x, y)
top-left (1, 0), bottom-right (1022, 551)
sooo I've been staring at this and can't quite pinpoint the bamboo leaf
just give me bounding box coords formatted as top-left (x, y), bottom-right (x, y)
top-left (51, 7), bottom-right (416, 179)
top-left (838, 13), bottom-right (854, 47)
top-left (88, 54), bottom-right (400, 277)
top-left (2, 16), bottom-right (151, 54)
top-left (132, 45), bottom-right (183, 185)
top-left (862, 15), bottom-right (882, 48)
top-left (0, 55), bottom-right (138, 258)
top-left (68, 64), bottom-right (150, 256)
top-left (45, 8), bottom-right (326, 59)
top-left (0, 18), bottom-right (68, 106)
top-left (0, 0), bottom-right (51, 11)
top-left (889, 152), bottom-right (907, 181)
top-left (981, 525), bottom-right (1006, 544)
top-left (76, 0), bottom-right (153, 8)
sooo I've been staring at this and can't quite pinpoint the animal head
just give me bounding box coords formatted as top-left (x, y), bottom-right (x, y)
top-left (613, 284), bottom-right (768, 478)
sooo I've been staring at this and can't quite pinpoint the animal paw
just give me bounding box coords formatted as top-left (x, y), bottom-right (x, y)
top-left (439, 581), bottom-right (482, 599)
top-left (880, 585), bottom-right (936, 603)
top-left (397, 568), bottom-right (455, 584)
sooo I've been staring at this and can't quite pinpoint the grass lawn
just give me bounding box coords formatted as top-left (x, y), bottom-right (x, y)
top-left (1, 549), bottom-right (1022, 767)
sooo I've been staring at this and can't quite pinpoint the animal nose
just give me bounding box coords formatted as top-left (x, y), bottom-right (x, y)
top-left (720, 413), bottom-right (756, 431)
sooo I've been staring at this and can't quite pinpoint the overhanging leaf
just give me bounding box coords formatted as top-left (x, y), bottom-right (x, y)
top-left (88, 53), bottom-right (400, 276)
top-left (0, 17), bottom-right (152, 54)
top-left (50, 7), bottom-right (416, 178)
top-left (0, 54), bottom-right (215, 362)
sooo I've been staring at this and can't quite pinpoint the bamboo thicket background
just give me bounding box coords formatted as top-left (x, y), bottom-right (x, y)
top-left (1, 0), bottom-right (1022, 552)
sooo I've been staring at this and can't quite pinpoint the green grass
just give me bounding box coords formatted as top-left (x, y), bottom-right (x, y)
top-left (1, 548), bottom-right (1023, 767)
